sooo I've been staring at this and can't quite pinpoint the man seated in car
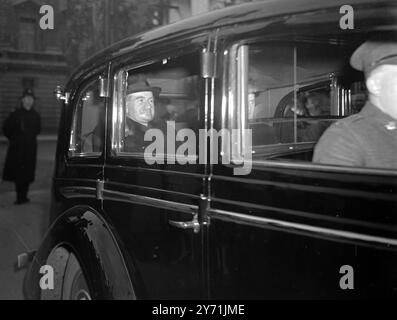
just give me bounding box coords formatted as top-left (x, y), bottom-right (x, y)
top-left (124, 78), bottom-right (163, 153)
top-left (300, 91), bottom-right (331, 142)
top-left (313, 34), bottom-right (397, 169)
top-left (278, 94), bottom-right (307, 143)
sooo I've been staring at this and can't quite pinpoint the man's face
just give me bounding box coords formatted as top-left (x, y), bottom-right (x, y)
top-left (306, 98), bottom-right (321, 116)
top-left (22, 96), bottom-right (34, 110)
top-left (126, 91), bottom-right (155, 125)
top-left (376, 64), bottom-right (397, 120)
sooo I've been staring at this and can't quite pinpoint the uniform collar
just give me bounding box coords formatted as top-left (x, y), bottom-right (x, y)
top-left (360, 102), bottom-right (397, 131)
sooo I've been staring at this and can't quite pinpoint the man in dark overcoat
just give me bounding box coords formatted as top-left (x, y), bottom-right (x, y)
top-left (2, 89), bottom-right (41, 204)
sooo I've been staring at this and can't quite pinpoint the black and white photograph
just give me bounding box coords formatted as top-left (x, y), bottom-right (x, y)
top-left (0, 0), bottom-right (396, 304)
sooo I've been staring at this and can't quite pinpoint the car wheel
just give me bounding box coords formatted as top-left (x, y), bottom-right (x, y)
top-left (62, 252), bottom-right (91, 300)
top-left (41, 247), bottom-right (91, 300)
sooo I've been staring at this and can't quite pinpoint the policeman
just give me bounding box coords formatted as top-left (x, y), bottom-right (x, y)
top-left (2, 88), bottom-right (41, 204)
top-left (313, 35), bottom-right (397, 169)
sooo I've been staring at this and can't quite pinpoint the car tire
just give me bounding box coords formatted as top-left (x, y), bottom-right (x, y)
top-left (40, 247), bottom-right (91, 300)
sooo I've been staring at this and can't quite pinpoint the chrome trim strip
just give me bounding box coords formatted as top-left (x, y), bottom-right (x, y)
top-left (228, 44), bottom-right (239, 163)
top-left (210, 196), bottom-right (397, 232)
top-left (104, 165), bottom-right (206, 178)
top-left (56, 179), bottom-right (202, 202)
top-left (113, 152), bottom-right (199, 163)
top-left (238, 45), bottom-right (248, 160)
top-left (68, 152), bottom-right (102, 158)
top-left (60, 187), bottom-right (97, 199)
top-left (103, 189), bottom-right (198, 215)
top-left (212, 175), bottom-right (397, 201)
top-left (210, 208), bottom-right (397, 247)
top-left (250, 159), bottom-right (397, 177)
top-left (105, 181), bottom-right (202, 201)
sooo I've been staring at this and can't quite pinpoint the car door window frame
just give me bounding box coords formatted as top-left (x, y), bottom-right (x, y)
top-left (222, 39), bottom-right (397, 177)
top-left (67, 75), bottom-right (106, 159)
top-left (110, 48), bottom-right (206, 162)
top-left (111, 60), bottom-right (156, 159)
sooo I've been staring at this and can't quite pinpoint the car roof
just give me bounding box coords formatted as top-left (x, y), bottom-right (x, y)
top-left (70, 0), bottom-right (396, 84)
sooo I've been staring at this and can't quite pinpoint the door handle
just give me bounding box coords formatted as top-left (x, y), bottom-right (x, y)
top-left (169, 214), bottom-right (200, 234)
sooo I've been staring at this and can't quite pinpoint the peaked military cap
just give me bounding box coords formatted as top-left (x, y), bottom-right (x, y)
top-left (350, 33), bottom-right (397, 76)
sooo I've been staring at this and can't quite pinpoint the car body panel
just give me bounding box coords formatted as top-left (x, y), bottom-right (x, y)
top-left (209, 163), bottom-right (397, 299)
top-left (24, 206), bottom-right (135, 300)
top-left (25, 0), bottom-right (397, 299)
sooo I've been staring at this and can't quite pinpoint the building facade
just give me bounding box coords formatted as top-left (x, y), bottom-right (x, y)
top-left (0, 0), bottom-right (254, 135)
top-left (0, 0), bottom-right (69, 134)
top-left (168, 0), bottom-right (253, 23)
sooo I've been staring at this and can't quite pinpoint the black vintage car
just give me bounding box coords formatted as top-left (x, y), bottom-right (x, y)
top-left (24, 0), bottom-right (397, 299)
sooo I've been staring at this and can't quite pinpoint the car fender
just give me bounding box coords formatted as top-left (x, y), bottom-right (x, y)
top-left (23, 206), bottom-right (139, 300)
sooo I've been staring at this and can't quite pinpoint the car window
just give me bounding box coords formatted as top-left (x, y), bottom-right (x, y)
top-left (238, 36), bottom-right (370, 164)
top-left (112, 51), bottom-right (203, 161)
top-left (69, 79), bottom-right (105, 157)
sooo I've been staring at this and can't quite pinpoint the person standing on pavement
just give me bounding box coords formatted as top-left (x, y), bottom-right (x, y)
top-left (2, 89), bottom-right (41, 204)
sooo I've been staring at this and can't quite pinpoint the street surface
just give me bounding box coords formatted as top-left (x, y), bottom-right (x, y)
top-left (0, 139), bottom-right (55, 300)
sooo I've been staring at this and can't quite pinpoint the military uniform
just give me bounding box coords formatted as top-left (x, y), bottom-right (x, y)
top-left (313, 102), bottom-right (397, 169)
top-left (313, 34), bottom-right (397, 170)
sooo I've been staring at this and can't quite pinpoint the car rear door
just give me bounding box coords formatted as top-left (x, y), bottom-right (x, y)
top-left (102, 40), bottom-right (211, 299)
top-left (208, 11), bottom-right (397, 299)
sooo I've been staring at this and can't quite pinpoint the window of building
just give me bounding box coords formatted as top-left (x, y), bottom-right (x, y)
top-left (69, 79), bottom-right (105, 157)
top-left (18, 17), bottom-right (36, 51)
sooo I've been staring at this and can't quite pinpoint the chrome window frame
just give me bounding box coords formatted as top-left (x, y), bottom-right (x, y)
top-left (111, 60), bottom-right (158, 159)
top-left (222, 40), bottom-right (397, 176)
top-left (110, 53), bottom-right (204, 161)
top-left (221, 43), bottom-right (249, 166)
top-left (68, 77), bottom-right (104, 159)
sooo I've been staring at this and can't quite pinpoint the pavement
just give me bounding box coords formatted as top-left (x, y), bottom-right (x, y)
top-left (0, 139), bottom-right (56, 300)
